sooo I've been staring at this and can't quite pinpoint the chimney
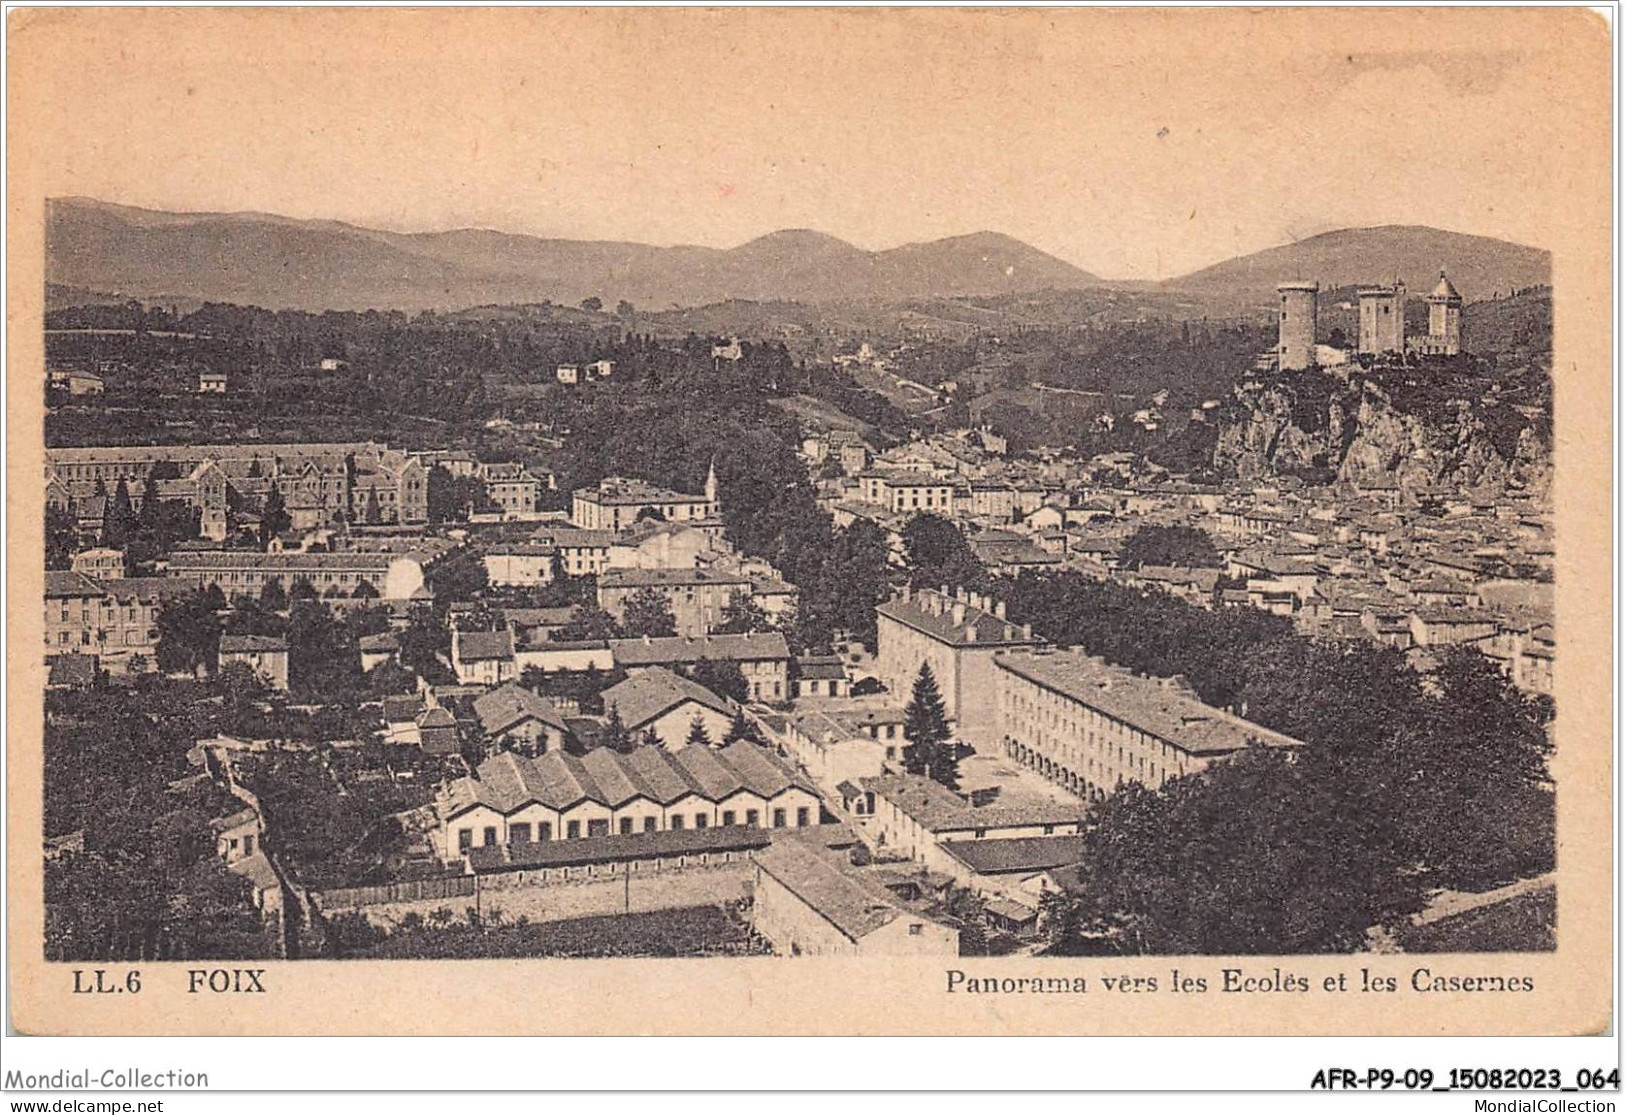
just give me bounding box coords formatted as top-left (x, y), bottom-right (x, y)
top-left (940, 583), bottom-right (950, 600)
top-left (994, 600), bottom-right (1007, 619)
top-left (964, 624), bottom-right (978, 643)
top-left (952, 602), bottom-right (966, 626)
top-left (1022, 622), bottom-right (1033, 639)
top-left (643, 634), bottom-right (652, 645)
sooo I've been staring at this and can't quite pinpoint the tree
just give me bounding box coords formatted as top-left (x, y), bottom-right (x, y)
top-left (902, 513), bottom-right (985, 591)
top-left (289, 577), bottom-right (318, 603)
top-left (259, 487), bottom-right (292, 549)
top-left (603, 705), bottom-right (633, 753)
top-left (716, 591), bottom-right (771, 635)
top-left (155, 591), bottom-right (222, 676)
top-left (45, 506), bottom-right (78, 570)
top-left (102, 478), bottom-right (137, 548)
top-left (1044, 748), bottom-right (1425, 956)
top-left (286, 601), bottom-right (361, 700)
top-left (683, 713), bottom-right (714, 749)
top-left (723, 707), bottom-right (759, 745)
top-left (259, 579), bottom-right (288, 612)
top-left (1119, 525), bottom-right (1222, 570)
top-left (363, 487), bottom-right (382, 525)
top-left (580, 296), bottom-right (603, 313)
top-left (902, 662), bottom-right (955, 788)
top-left (352, 580), bottom-right (380, 600)
top-left (688, 657), bottom-right (750, 704)
top-left (621, 586), bottom-right (677, 639)
top-left (616, 300), bottom-right (635, 318)
top-left (553, 605), bottom-right (623, 643)
top-left (427, 550), bottom-right (488, 603)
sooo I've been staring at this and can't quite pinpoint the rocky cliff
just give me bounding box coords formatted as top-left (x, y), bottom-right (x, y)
top-left (1211, 370), bottom-right (1552, 497)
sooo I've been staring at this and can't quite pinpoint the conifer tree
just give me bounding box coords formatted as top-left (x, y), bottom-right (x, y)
top-left (903, 662), bottom-right (952, 779)
top-left (684, 713), bottom-right (714, 749)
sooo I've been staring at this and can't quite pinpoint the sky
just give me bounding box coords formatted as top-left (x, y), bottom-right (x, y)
top-left (11, 7), bottom-right (1610, 280)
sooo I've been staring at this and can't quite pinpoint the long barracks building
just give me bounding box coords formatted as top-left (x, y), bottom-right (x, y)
top-left (993, 647), bottom-right (1302, 802)
top-left (45, 442), bottom-right (428, 540)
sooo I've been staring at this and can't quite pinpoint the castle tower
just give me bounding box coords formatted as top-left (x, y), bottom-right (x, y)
top-left (1357, 277), bottom-right (1406, 355)
top-left (1275, 281), bottom-right (1319, 370)
top-left (1424, 269), bottom-right (1463, 356)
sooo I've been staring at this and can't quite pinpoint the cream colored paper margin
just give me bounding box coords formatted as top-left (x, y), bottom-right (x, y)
top-left (5, 7), bottom-right (1613, 1037)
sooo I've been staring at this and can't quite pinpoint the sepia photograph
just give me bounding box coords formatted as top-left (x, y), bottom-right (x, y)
top-left (4, 5), bottom-right (1613, 1047)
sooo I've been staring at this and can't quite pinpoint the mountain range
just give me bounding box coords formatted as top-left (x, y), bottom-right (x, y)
top-left (46, 197), bottom-right (1550, 315)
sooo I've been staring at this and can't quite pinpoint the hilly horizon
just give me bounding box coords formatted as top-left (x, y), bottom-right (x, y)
top-left (46, 198), bottom-right (1550, 317)
top-left (1169, 225), bottom-right (1551, 312)
top-left (46, 198), bottom-right (1100, 313)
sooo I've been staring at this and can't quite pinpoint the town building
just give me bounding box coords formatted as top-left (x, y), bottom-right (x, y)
top-left (993, 647), bottom-right (1302, 802)
top-left (570, 469), bottom-right (718, 532)
top-left (857, 472), bottom-right (954, 515)
top-left (874, 586), bottom-right (1041, 745)
top-left (70, 547), bottom-right (126, 579)
top-left (609, 632), bottom-right (792, 702)
top-left (198, 370), bottom-right (228, 394)
top-left (481, 542), bottom-right (559, 588)
top-left (792, 655), bottom-right (850, 699)
top-left (530, 526), bottom-right (617, 577)
top-left (471, 682), bottom-right (571, 754)
top-left (49, 367), bottom-right (105, 395)
top-left (167, 550), bottom-right (429, 601)
top-left (436, 740), bottom-right (819, 858)
top-left (935, 834), bottom-right (1088, 912)
top-left (776, 710), bottom-right (890, 790)
top-left (45, 441), bottom-right (429, 537)
top-left (450, 628), bottom-right (518, 686)
top-left (358, 631), bottom-right (399, 672)
top-left (478, 461), bottom-right (545, 519)
top-left (750, 838), bottom-right (959, 957)
top-left (43, 571), bottom-right (190, 673)
top-left (597, 567), bottom-right (772, 638)
top-left (857, 772), bottom-right (1087, 877)
top-left (600, 666), bottom-right (735, 748)
top-left (217, 634), bottom-right (291, 690)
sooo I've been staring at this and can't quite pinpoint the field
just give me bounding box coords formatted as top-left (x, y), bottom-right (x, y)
top-left (348, 902), bottom-right (765, 959)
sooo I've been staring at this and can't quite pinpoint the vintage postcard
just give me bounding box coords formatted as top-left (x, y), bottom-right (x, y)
top-left (5, 7), bottom-right (1613, 1039)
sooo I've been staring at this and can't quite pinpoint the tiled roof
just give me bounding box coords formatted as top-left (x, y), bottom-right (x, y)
top-left (44, 571), bottom-right (106, 598)
top-left (752, 839), bottom-right (921, 943)
top-left (100, 576), bottom-right (193, 603)
top-left (795, 655), bottom-right (847, 681)
top-left (875, 590), bottom-right (1039, 649)
top-left (599, 568), bottom-right (749, 590)
top-left (220, 634), bottom-right (288, 654)
top-left (937, 835), bottom-right (1089, 875)
top-left (601, 666), bottom-right (733, 730)
top-left (456, 629), bottom-right (514, 662)
top-left (382, 696), bottom-right (422, 723)
top-left (471, 682), bottom-right (568, 737)
top-left (861, 772), bottom-right (1088, 833)
top-left (993, 649), bottom-right (1303, 757)
top-left (445, 740), bottom-right (810, 819)
top-left (610, 632), bottom-right (790, 667)
top-left (468, 824), bottom-right (772, 873)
